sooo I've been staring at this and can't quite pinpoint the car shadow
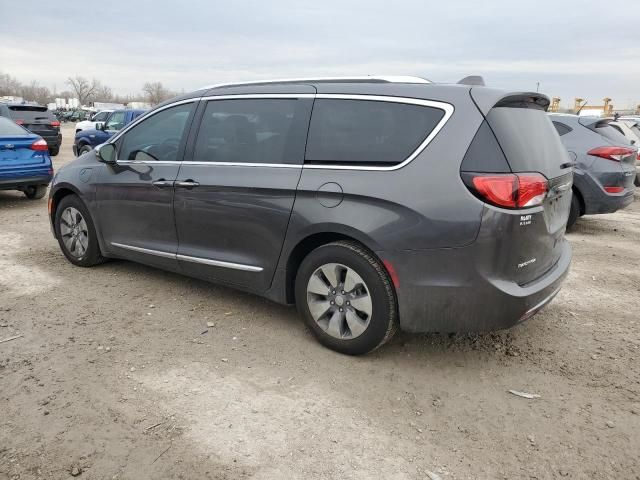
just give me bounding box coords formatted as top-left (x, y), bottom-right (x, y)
top-left (0, 190), bottom-right (48, 208)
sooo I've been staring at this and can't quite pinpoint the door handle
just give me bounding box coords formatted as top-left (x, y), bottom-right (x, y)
top-left (152, 179), bottom-right (174, 188)
top-left (175, 180), bottom-right (200, 189)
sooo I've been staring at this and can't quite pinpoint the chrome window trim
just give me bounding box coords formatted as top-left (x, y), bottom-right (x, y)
top-left (303, 94), bottom-right (454, 172)
top-left (110, 242), bottom-right (263, 272)
top-left (108, 93), bottom-right (454, 172)
top-left (108, 98), bottom-right (200, 145)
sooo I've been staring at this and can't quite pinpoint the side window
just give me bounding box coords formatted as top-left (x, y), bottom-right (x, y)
top-left (118, 103), bottom-right (193, 161)
top-left (552, 121), bottom-right (572, 136)
top-left (193, 98), bottom-right (311, 164)
top-left (105, 111), bottom-right (126, 131)
top-left (305, 99), bottom-right (445, 165)
top-left (94, 111), bottom-right (108, 122)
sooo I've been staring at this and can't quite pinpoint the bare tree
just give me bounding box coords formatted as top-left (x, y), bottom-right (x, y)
top-left (67, 76), bottom-right (100, 105)
top-left (0, 72), bottom-right (22, 97)
top-left (19, 81), bottom-right (51, 105)
top-left (94, 84), bottom-right (114, 102)
top-left (142, 81), bottom-right (173, 105)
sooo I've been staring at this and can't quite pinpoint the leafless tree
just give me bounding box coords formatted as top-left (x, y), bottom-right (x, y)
top-left (67, 76), bottom-right (101, 105)
top-left (94, 84), bottom-right (114, 102)
top-left (19, 81), bottom-right (51, 105)
top-left (142, 81), bottom-right (173, 105)
top-left (0, 72), bottom-right (23, 97)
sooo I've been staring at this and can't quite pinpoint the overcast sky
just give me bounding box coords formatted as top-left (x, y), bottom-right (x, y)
top-left (1, 0), bottom-right (639, 108)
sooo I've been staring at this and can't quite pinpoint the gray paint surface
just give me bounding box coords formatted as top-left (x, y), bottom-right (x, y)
top-left (50, 79), bottom-right (573, 333)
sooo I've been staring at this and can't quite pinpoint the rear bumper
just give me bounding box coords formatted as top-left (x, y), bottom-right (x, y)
top-left (577, 168), bottom-right (635, 214)
top-left (0, 173), bottom-right (53, 190)
top-left (379, 239), bottom-right (571, 333)
top-left (40, 133), bottom-right (62, 149)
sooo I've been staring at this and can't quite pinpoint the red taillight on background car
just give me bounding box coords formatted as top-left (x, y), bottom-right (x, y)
top-left (604, 186), bottom-right (624, 194)
top-left (587, 146), bottom-right (636, 162)
top-left (31, 138), bottom-right (49, 151)
top-left (15, 119), bottom-right (24, 125)
top-left (463, 173), bottom-right (548, 209)
top-left (50, 120), bottom-right (60, 127)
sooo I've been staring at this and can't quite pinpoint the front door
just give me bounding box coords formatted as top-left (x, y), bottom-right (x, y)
top-left (174, 94), bottom-right (314, 291)
top-left (95, 101), bottom-right (196, 271)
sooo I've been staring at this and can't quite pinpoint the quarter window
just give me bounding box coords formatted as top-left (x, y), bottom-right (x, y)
top-left (552, 121), bottom-right (572, 136)
top-left (193, 99), bottom-right (311, 164)
top-left (118, 103), bottom-right (193, 161)
top-left (305, 99), bottom-right (445, 165)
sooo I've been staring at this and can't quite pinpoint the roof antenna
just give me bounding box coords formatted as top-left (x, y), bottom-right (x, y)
top-left (457, 75), bottom-right (485, 86)
top-left (576, 100), bottom-right (588, 115)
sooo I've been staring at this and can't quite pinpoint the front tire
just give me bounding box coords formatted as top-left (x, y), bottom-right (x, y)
top-left (295, 240), bottom-right (397, 355)
top-left (54, 195), bottom-right (105, 267)
top-left (79, 145), bottom-right (92, 156)
top-left (23, 185), bottom-right (47, 200)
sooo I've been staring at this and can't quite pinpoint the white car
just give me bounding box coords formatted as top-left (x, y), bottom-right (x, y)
top-left (74, 110), bottom-right (114, 133)
top-left (609, 119), bottom-right (640, 186)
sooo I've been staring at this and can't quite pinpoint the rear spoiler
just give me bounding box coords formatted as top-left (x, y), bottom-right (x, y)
top-left (469, 88), bottom-right (551, 115)
top-left (578, 117), bottom-right (611, 128)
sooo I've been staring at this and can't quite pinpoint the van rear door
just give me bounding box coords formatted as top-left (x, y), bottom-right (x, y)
top-left (465, 92), bottom-right (573, 285)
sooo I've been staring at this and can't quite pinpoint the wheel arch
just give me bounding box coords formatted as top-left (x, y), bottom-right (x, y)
top-left (49, 184), bottom-right (83, 231)
top-left (282, 229), bottom-right (388, 304)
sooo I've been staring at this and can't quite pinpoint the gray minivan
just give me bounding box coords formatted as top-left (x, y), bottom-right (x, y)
top-left (48, 77), bottom-right (572, 355)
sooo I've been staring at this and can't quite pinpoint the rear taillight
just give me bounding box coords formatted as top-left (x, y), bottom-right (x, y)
top-left (604, 186), bottom-right (624, 194)
top-left (588, 146), bottom-right (636, 162)
top-left (50, 120), bottom-right (60, 127)
top-left (31, 139), bottom-right (49, 151)
top-left (463, 173), bottom-right (548, 209)
top-left (15, 119), bottom-right (24, 125)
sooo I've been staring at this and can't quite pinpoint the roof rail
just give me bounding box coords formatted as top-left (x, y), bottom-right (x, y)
top-left (198, 76), bottom-right (431, 91)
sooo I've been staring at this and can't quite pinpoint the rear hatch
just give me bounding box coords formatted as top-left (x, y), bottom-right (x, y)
top-left (0, 119), bottom-right (50, 174)
top-left (463, 93), bottom-right (573, 285)
top-left (579, 118), bottom-right (637, 191)
top-left (8, 105), bottom-right (59, 140)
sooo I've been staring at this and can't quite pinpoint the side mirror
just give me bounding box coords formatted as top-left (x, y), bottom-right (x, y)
top-left (96, 143), bottom-right (117, 164)
top-left (95, 122), bottom-right (104, 131)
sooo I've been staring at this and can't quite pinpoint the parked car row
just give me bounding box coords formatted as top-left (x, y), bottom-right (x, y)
top-left (0, 102), bottom-right (61, 155)
top-left (549, 114), bottom-right (638, 228)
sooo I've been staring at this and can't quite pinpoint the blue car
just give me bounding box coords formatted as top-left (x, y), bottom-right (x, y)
top-left (73, 109), bottom-right (146, 156)
top-left (0, 116), bottom-right (53, 199)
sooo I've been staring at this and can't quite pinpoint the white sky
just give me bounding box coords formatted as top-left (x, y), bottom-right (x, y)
top-left (1, 0), bottom-right (639, 108)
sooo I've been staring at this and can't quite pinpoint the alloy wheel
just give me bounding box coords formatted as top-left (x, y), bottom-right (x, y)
top-left (306, 263), bottom-right (373, 339)
top-left (59, 207), bottom-right (89, 258)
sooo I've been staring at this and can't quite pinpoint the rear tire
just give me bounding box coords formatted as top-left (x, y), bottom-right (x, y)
top-left (54, 194), bottom-right (106, 267)
top-left (295, 240), bottom-right (398, 355)
top-left (49, 147), bottom-right (59, 156)
top-left (566, 192), bottom-right (580, 230)
top-left (23, 185), bottom-right (47, 200)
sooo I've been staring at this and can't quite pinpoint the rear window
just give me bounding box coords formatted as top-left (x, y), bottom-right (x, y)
top-left (590, 121), bottom-right (631, 145)
top-left (0, 116), bottom-right (29, 135)
top-left (305, 99), bottom-right (445, 166)
top-left (8, 106), bottom-right (54, 122)
top-left (486, 107), bottom-right (568, 178)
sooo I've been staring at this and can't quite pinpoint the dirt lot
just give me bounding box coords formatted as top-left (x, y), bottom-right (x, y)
top-left (1, 125), bottom-right (639, 480)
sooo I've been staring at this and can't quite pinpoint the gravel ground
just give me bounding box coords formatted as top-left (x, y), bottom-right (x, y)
top-left (1, 125), bottom-right (639, 480)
